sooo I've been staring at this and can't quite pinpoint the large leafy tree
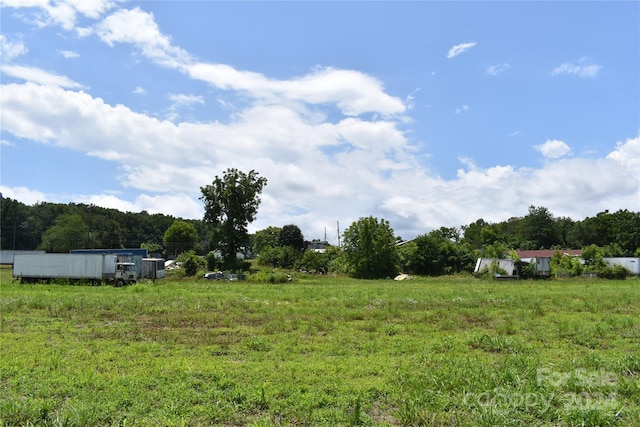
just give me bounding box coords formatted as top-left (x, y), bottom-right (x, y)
top-left (252, 226), bottom-right (281, 255)
top-left (39, 213), bottom-right (90, 253)
top-left (200, 168), bottom-right (267, 268)
top-left (279, 224), bottom-right (305, 251)
top-left (163, 220), bottom-right (198, 256)
top-left (342, 216), bottom-right (399, 279)
top-left (518, 205), bottom-right (558, 249)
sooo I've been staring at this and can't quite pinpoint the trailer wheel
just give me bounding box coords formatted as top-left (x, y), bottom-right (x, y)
top-left (91, 279), bottom-right (101, 286)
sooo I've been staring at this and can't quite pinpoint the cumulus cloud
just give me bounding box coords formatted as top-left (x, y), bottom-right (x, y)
top-left (455, 105), bottom-right (470, 114)
top-left (90, 7), bottom-right (406, 116)
top-left (447, 41), bottom-right (477, 59)
top-left (0, 185), bottom-right (47, 205)
top-left (606, 135), bottom-right (640, 172)
top-left (1, 65), bottom-right (85, 88)
top-left (0, 2), bottom-right (636, 241)
top-left (552, 58), bottom-right (601, 78)
top-left (534, 139), bottom-right (572, 159)
top-left (96, 7), bottom-right (190, 68)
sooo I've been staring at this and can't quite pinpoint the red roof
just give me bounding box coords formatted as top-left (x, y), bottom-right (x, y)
top-left (516, 249), bottom-right (582, 258)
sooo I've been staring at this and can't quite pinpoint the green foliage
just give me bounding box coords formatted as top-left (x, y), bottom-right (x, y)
top-left (252, 226), bottom-right (281, 255)
top-left (257, 245), bottom-right (301, 269)
top-left (477, 259), bottom-right (508, 279)
top-left (342, 216), bottom-right (399, 279)
top-left (482, 242), bottom-right (508, 259)
top-left (278, 224), bottom-right (305, 251)
top-left (163, 220), bottom-right (198, 256)
top-left (299, 246), bottom-right (341, 274)
top-left (39, 213), bottom-right (90, 252)
top-left (206, 251), bottom-right (218, 271)
top-left (551, 252), bottom-right (584, 277)
top-left (200, 168), bottom-right (267, 269)
top-left (401, 228), bottom-right (475, 276)
top-left (176, 251), bottom-right (205, 276)
top-left (247, 271), bottom-right (290, 283)
top-left (0, 196), bottom-right (176, 252)
top-left (518, 260), bottom-right (538, 279)
top-left (140, 241), bottom-right (163, 254)
top-left (598, 264), bottom-right (630, 280)
top-left (519, 205), bottom-right (559, 249)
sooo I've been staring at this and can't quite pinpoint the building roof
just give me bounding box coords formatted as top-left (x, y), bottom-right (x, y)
top-left (516, 249), bottom-right (582, 258)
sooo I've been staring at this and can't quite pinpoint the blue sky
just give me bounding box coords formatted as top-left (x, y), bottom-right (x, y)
top-left (1, 1), bottom-right (638, 242)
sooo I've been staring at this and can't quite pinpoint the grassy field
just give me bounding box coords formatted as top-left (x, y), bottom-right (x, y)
top-left (1, 267), bottom-right (639, 426)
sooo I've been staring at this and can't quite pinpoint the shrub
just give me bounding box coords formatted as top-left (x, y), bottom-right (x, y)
top-left (247, 271), bottom-right (290, 283)
top-left (258, 245), bottom-right (301, 269)
top-left (176, 251), bottom-right (206, 276)
top-left (598, 264), bottom-right (630, 280)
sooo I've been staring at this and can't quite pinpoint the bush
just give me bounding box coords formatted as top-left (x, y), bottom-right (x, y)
top-left (247, 271), bottom-right (291, 283)
top-left (206, 251), bottom-right (218, 271)
top-left (258, 245), bottom-right (301, 269)
top-left (518, 261), bottom-right (538, 279)
top-left (598, 264), bottom-right (630, 280)
top-left (176, 251), bottom-right (206, 276)
top-left (478, 260), bottom-right (507, 279)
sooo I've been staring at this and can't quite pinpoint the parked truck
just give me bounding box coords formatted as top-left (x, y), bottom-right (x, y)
top-left (12, 253), bottom-right (137, 286)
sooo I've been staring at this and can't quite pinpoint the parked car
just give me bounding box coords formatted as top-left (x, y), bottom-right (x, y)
top-left (204, 271), bottom-right (225, 280)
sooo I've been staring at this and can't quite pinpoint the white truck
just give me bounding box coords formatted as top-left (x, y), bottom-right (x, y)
top-left (12, 253), bottom-right (137, 286)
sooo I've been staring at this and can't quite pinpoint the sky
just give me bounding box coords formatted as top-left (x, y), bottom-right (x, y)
top-left (1, 0), bottom-right (639, 243)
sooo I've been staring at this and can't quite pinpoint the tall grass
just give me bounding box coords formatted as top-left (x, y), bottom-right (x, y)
top-left (1, 274), bottom-right (639, 426)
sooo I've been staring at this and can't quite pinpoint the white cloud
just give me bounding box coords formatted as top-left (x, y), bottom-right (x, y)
top-left (59, 50), bottom-right (79, 58)
top-left (0, 3), bottom-right (636, 241)
top-left (168, 93), bottom-right (204, 107)
top-left (485, 63), bottom-right (510, 76)
top-left (534, 139), bottom-right (572, 159)
top-left (1, 64), bottom-right (85, 88)
top-left (2, 80), bottom-right (638, 239)
top-left (96, 7), bottom-right (191, 68)
top-left (455, 105), bottom-right (470, 114)
top-left (0, 35), bottom-right (28, 61)
top-left (91, 7), bottom-right (406, 116)
top-left (1, 0), bottom-right (116, 31)
top-left (133, 86), bottom-right (146, 94)
top-left (186, 64), bottom-right (406, 116)
top-left (0, 185), bottom-right (47, 205)
top-left (447, 42), bottom-right (477, 59)
top-left (606, 135), bottom-right (640, 173)
top-left (1, 139), bottom-right (15, 146)
top-left (552, 58), bottom-right (601, 78)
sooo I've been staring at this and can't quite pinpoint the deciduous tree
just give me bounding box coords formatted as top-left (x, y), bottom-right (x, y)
top-left (342, 216), bottom-right (399, 279)
top-left (163, 220), bottom-right (198, 256)
top-left (200, 169), bottom-right (267, 269)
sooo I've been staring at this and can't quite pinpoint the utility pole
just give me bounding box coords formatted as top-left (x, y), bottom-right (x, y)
top-left (337, 221), bottom-right (340, 247)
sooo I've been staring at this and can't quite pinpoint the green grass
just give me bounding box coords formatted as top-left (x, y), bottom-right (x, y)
top-left (1, 271), bottom-right (639, 426)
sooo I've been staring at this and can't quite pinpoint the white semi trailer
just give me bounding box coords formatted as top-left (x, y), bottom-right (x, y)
top-left (12, 253), bottom-right (137, 286)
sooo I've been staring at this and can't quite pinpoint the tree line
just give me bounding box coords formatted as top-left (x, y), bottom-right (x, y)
top-left (2, 173), bottom-right (639, 279)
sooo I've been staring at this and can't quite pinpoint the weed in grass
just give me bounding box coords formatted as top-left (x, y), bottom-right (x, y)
top-left (246, 336), bottom-right (270, 352)
top-left (346, 396), bottom-right (364, 426)
top-left (468, 333), bottom-right (524, 354)
top-left (532, 301), bottom-right (546, 317)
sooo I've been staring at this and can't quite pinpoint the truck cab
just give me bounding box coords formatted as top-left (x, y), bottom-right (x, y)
top-left (115, 262), bottom-right (137, 286)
